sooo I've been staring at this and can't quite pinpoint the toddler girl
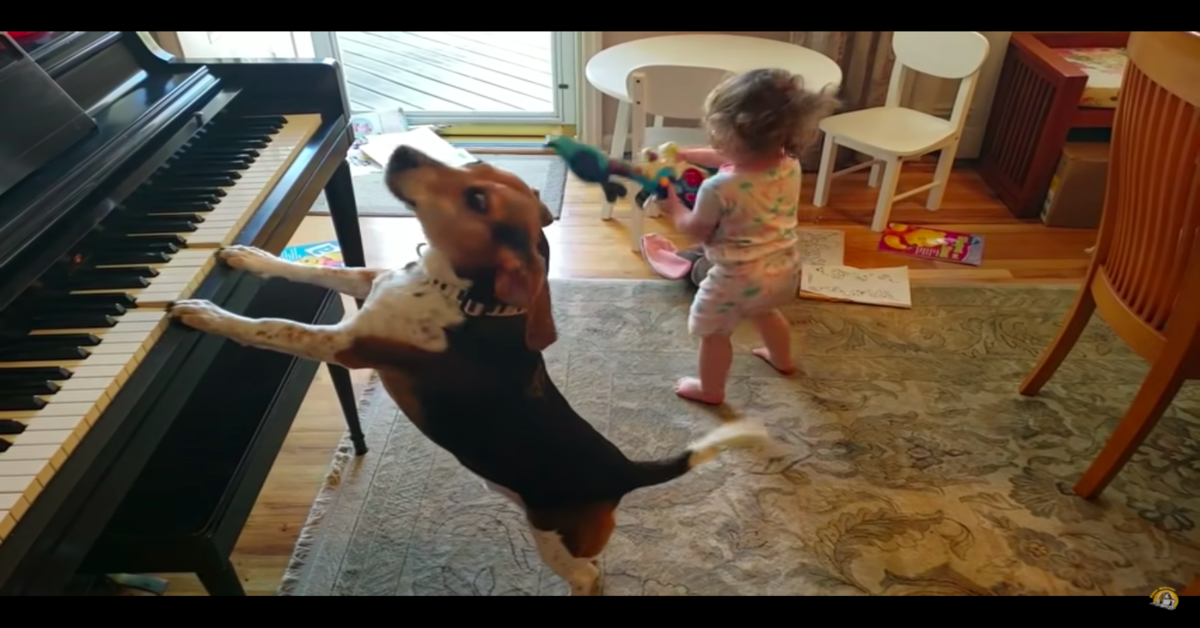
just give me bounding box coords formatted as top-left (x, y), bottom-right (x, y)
top-left (659, 68), bottom-right (838, 405)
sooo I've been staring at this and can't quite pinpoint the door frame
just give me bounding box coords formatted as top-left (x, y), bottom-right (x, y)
top-left (310, 32), bottom-right (580, 126)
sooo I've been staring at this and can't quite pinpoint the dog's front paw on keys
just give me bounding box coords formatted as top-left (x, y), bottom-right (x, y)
top-left (218, 245), bottom-right (278, 274)
top-left (169, 299), bottom-right (234, 334)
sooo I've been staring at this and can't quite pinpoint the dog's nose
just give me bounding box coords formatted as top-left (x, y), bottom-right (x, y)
top-left (387, 146), bottom-right (426, 175)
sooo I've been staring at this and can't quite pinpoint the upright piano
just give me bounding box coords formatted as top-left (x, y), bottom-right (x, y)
top-left (0, 31), bottom-right (368, 595)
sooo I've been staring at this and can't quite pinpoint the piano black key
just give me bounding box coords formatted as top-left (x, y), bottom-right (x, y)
top-left (66, 273), bottom-right (150, 291)
top-left (112, 234), bottom-right (187, 249)
top-left (0, 396), bottom-right (49, 412)
top-left (160, 165), bottom-right (243, 179)
top-left (0, 420), bottom-right (26, 435)
top-left (154, 201), bottom-right (216, 212)
top-left (140, 189), bottom-right (223, 202)
top-left (0, 381), bottom-right (61, 396)
top-left (91, 250), bottom-right (172, 265)
top-left (0, 367), bottom-right (73, 382)
top-left (29, 313), bottom-right (118, 329)
top-left (97, 267), bottom-right (158, 278)
top-left (120, 219), bottom-right (200, 235)
top-left (6, 334), bottom-right (101, 348)
top-left (0, 438), bottom-right (10, 453)
top-left (35, 295), bottom-right (133, 314)
top-left (0, 346), bottom-right (90, 362)
top-left (176, 155), bottom-right (253, 167)
top-left (73, 266), bottom-right (157, 281)
top-left (155, 175), bottom-right (236, 188)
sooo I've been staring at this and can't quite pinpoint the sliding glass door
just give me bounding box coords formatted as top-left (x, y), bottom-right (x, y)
top-left (310, 31), bottom-right (578, 125)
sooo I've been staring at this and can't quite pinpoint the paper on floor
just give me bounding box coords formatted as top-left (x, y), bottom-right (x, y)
top-left (799, 264), bottom-right (912, 309)
top-left (359, 127), bottom-right (477, 171)
top-left (797, 228), bottom-right (845, 266)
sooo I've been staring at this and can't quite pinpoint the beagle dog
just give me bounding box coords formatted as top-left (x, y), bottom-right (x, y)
top-left (167, 145), bottom-right (767, 596)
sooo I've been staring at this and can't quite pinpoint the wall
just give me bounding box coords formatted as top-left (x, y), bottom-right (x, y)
top-left (597, 31), bottom-right (1012, 160)
top-left (905, 31), bottom-right (1011, 159)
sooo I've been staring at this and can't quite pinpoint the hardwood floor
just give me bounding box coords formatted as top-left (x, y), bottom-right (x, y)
top-left (160, 163), bottom-right (1096, 594)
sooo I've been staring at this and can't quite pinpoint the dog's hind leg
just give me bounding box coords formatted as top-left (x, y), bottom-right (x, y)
top-left (218, 245), bottom-right (381, 299)
top-left (527, 503), bottom-right (616, 596)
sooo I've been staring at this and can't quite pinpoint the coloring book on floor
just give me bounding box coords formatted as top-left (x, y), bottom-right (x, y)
top-left (281, 240), bottom-right (343, 268)
top-left (799, 264), bottom-right (912, 309)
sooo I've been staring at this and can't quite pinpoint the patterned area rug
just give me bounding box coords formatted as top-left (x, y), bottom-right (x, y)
top-left (308, 154), bottom-right (568, 218)
top-left (279, 281), bottom-right (1200, 596)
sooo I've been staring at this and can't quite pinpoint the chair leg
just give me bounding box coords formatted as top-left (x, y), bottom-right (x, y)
top-left (926, 143), bottom-right (959, 210)
top-left (600, 101), bottom-right (630, 221)
top-left (1019, 287), bottom-right (1097, 396)
top-left (868, 162), bottom-right (881, 188)
top-left (812, 133), bottom-right (838, 207)
top-left (871, 158), bottom-right (902, 232)
top-left (1183, 576), bottom-right (1200, 596)
top-left (1074, 352), bottom-right (1187, 498)
top-left (630, 194), bottom-right (645, 252)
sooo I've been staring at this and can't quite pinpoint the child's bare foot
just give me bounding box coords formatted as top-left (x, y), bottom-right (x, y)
top-left (752, 347), bottom-right (796, 374)
top-left (674, 377), bottom-right (724, 405)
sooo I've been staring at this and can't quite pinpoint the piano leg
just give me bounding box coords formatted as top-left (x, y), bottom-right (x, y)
top-left (196, 555), bottom-right (246, 597)
top-left (323, 159), bottom-right (369, 454)
top-left (329, 364), bottom-right (369, 456)
top-left (325, 159), bottom-right (366, 270)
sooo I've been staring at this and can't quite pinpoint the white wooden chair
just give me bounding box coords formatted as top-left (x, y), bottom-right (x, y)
top-left (811, 31), bottom-right (990, 232)
top-left (604, 64), bottom-right (731, 251)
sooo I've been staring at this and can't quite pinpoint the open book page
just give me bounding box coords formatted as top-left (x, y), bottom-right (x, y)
top-left (360, 126), bottom-right (477, 170)
top-left (796, 229), bottom-right (845, 266)
top-left (799, 264), bottom-right (912, 309)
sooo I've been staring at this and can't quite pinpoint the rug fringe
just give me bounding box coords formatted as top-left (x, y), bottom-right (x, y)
top-left (276, 371), bottom-right (383, 596)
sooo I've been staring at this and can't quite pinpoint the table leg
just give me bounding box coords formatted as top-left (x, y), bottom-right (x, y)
top-left (601, 100), bottom-right (629, 221)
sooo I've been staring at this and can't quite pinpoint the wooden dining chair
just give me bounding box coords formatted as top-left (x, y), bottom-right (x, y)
top-left (1019, 31), bottom-right (1200, 500)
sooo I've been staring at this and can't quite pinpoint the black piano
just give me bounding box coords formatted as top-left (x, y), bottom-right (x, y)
top-left (0, 31), bottom-right (370, 595)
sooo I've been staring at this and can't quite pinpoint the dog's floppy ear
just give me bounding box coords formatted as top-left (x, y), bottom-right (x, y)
top-left (494, 248), bottom-right (557, 352)
top-left (531, 188), bottom-right (554, 228)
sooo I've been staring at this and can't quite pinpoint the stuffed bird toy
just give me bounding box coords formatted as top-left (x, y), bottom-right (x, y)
top-left (544, 135), bottom-right (660, 203)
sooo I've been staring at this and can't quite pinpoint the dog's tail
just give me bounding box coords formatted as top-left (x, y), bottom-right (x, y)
top-left (626, 418), bottom-right (769, 491)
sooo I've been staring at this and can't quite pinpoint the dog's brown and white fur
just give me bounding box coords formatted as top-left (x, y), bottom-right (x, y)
top-left (168, 146), bottom-right (767, 595)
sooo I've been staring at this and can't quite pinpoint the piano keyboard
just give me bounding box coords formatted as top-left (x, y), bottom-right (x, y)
top-left (0, 112), bottom-right (322, 541)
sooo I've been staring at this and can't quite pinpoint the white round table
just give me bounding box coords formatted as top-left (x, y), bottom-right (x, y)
top-left (586, 34), bottom-right (843, 103)
top-left (585, 34), bottom-right (843, 246)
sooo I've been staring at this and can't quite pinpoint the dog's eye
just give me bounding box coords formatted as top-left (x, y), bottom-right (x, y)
top-left (464, 188), bottom-right (488, 214)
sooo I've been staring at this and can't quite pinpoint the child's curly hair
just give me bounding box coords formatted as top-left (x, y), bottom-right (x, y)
top-left (703, 68), bottom-right (840, 161)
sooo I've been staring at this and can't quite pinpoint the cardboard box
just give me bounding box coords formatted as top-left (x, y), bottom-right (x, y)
top-left (1041, 142), bottom-right (1110, 228)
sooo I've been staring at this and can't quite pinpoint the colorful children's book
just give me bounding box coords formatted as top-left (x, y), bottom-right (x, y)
top-left (280, 240), bottom-right (343, 267)
top-left (878, 223), bottom-right (984, 266)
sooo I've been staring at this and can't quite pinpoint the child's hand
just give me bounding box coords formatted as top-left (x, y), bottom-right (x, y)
top-left (660, 186), bottom-right (687, 217)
